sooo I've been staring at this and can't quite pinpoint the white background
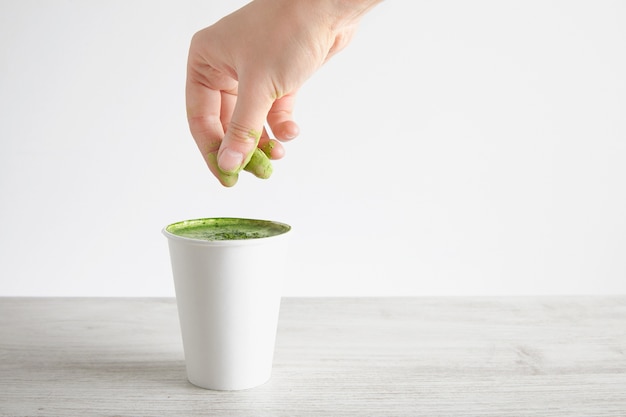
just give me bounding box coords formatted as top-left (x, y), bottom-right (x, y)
top-left (1, 0), bottom-right (624, 296)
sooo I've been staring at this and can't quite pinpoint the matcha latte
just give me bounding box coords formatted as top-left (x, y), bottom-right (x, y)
top-left (165, 218), bottom-right (291, 242)
top-left (162, 216), bottom-right (291, 390)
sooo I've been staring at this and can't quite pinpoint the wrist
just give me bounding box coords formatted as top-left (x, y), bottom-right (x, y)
top-left (275, 0), bottom-right (381, 31)
top-left (327, 0), bottom-right (382, 23)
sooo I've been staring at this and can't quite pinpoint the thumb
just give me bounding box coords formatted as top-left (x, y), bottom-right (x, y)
top-left (217, 83), bottom-right (274, 174)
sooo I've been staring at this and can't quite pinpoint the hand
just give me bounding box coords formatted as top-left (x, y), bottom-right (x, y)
top-left (186, 0), bottom-right (380, 186)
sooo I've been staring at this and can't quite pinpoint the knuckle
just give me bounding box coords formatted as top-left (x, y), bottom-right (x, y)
top-left (225, 121), bottom-right (262, 144)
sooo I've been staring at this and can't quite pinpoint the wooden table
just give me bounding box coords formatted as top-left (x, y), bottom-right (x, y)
top-left (1, 297), bottom-right (625, 416)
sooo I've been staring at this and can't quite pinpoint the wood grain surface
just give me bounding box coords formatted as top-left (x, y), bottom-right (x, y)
top-left (1, 297), bottom-right (625, 416)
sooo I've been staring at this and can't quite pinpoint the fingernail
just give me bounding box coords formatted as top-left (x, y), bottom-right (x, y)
top-left (218, 148), bottom-right (245, 173)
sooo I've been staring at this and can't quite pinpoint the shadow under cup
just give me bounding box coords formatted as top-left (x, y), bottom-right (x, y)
top-left (162, 218), bottom-right (291, 390)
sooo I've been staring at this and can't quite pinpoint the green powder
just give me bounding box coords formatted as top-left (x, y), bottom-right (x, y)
top-left (243, 148), bottom-right (273, 179)
top-left (166, 218), bottom-right (290, 241)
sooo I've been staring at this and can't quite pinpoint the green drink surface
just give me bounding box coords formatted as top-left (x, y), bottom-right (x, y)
top-left (166, 218), bottom-right (290, 241)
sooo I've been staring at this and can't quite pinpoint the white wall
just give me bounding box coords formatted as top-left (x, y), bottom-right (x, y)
top-left (1, 1), bottom-right (625, 297)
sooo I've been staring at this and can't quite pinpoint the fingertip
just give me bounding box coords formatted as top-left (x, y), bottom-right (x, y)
top-left (243, 148), bottom-right (274, 179)
top-left (207, 152), bottom-right (239, 187)
top-left (274, 121), bottom-right (300, 142)
top-left (218, 172), bottom-right (239, 187)
top-left (260, 139), bottom-right (286, 160)
top-left (219, 176), bottom-right (239, 187)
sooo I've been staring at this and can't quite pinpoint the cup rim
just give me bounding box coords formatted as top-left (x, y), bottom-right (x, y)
top-left (162, 217), bottom-right (291, 246)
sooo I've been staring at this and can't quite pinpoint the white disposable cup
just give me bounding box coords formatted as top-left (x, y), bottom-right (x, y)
top-left (162, 218), bottom-right (291, 390)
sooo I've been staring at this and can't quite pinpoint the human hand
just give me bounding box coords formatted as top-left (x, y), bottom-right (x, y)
top-left (186, 0), bottom-right (380, 186)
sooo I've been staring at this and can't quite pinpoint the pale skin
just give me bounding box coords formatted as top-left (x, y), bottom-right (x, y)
top-left (186, 0), bottom-right (382, 186)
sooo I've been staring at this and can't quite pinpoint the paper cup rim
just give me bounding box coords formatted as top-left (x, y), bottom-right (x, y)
top-left (162, 217), bottom-right (291, 246)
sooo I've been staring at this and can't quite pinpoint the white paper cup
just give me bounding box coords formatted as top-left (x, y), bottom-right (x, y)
top-left (162, 218), bottom-right (291, 390)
